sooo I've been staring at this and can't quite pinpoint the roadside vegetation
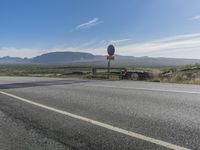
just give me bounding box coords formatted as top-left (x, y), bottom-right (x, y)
top-left (160, 64), bottom-right (200, 84)
top-left (0, 64), bottom-right (199, 84)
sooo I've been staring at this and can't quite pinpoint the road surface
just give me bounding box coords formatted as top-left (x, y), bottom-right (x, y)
top-left (0, 76), bottom-right (200, 150)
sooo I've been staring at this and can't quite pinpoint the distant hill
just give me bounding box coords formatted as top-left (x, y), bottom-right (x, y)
top-left (0, 51), bottom-right (200, 67)
top-left (31, 52), bottom-right (95, 64)
top-left (0, 56), bottom-right (30, 64)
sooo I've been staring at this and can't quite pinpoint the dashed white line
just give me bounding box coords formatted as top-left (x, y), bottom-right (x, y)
top-left (81, 84), bottom-right (200, 95)
top-left (0, 90), bottom-right (190, 150)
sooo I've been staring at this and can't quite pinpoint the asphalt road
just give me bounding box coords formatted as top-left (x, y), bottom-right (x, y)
top-left (0, 76), bottom-right (200, 150)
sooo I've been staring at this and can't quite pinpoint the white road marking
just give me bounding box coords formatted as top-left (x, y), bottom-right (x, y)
top-left (81, 84), bottom-right (200, 95)
top-left (0, 91), bottom-right (190, 150)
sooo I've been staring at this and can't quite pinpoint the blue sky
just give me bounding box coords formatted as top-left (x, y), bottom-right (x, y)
top-left (1, 0), bottom-right (200, 58)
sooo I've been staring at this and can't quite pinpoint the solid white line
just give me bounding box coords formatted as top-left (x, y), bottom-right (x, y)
top-left (82, 84), bottom-right (200, 95)
top-left (0, 91), bottom-right (190, 150)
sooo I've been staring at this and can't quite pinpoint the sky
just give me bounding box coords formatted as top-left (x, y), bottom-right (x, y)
top-left (0, 0), bottom-right (200, 58)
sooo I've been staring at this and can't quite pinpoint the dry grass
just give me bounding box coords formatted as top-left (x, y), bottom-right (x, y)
top-left (0, 64), bottom-right (200, 84)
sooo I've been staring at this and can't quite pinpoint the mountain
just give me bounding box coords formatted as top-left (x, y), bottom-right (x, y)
top-left (31, 52), bottom-right (95, 64)
top-left (70, 55), bottom-right (200, 67)
top-left (0, 51), bottom-right (200, 67)
top-left (110, 56), bottom-right (200, 67)
top-left (0, 56), bottom-right (30, 64)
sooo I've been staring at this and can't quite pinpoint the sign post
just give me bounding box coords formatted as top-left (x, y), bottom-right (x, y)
top-left (107, 44), bottom-right (115, 79)
top-left (108, 59), bottom-right (111, 74)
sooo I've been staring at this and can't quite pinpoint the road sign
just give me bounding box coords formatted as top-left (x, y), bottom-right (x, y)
top-left (107, 44), bottom-right (115, 56)
top-left (107, 45), bottom-right (115, 79)
top-left (107, 55), bottom-right (115, 60)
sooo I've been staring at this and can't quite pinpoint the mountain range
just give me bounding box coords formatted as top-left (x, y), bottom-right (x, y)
top-left (0, 51), bottom-right (200, 67)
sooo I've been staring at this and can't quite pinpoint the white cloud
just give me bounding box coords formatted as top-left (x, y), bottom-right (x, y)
top-left (115, 33), bottom-right (200, 58)
top-left (79, 33), bottom-right (200, 58)
top-left (109, 39), bottom-right (132, 44)
top-left (1, 33), bottom-right (200, 59)
top-left (191, 15), bottom-right (200, 20)
top-left (76, 18), bottom-right (101, 30)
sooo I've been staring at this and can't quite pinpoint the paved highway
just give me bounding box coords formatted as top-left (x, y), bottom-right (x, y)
top-left (0, 76), bottom-right (200, 150)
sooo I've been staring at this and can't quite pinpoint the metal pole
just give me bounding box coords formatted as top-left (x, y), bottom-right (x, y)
top-left (107, 59), bottom-right (110, 79)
